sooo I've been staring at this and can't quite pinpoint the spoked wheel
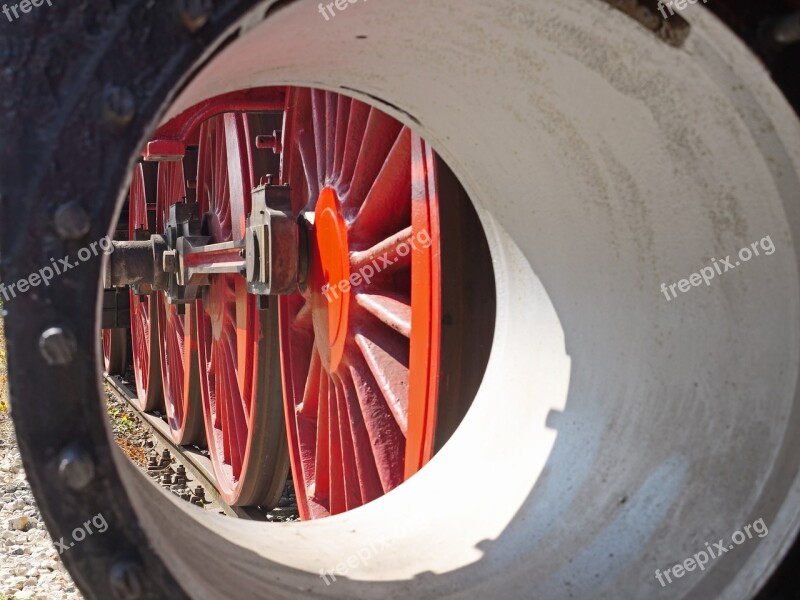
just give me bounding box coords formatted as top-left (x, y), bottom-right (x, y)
top-left (195, 113), bottom-right (289, 507)
top-left (128, 163), bottom-right (163, 412)
top-left (155, 158), bottom-right (204, 444)
top-left (279, 89), bottom-right (447, 519)
top-left (101, 328), bottom-right (128, 376)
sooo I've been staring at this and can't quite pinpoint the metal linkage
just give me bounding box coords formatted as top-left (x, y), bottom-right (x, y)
top-left (104, 182), bottom-right (307, 305)
top-left (244, 182), bottom-right (302, 296)
top-left (143, 88), bottom-right (286, 161)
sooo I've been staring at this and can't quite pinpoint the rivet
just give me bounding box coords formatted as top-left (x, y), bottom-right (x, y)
top-left (177, 0), bottom-right (212, 33)
top-left (109, 561), bottom-right (144, 600)
top-left (772, 11), bottom-right (800, 45)
top-left (54, 202), bottom-right (91, 240)
top-left (57, 445), bottom-right (95, 491)
top-left (39, 327), bottom-right (76, 366)
top-left (102, 85), bottom-right (136, 128)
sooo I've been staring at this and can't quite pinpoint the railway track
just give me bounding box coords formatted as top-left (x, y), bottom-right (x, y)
top-left (103, 374), bottom-right (298, 521)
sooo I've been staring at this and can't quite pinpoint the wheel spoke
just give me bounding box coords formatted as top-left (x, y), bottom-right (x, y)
top-left (350, 226), bottom-right (414, 274)
top-left (349, 127), bottom-right (412, 243)
top-left (347, 351), bottom-right (406, 492)
top-left (296, 90), bottom-right (320, 204)
top-left (338, 370), bottom-right (383, 505)
top-left (325, 91), bottom-right (337, 183)
top-left (355, 292), bottom-right (412, 338)
top-left (312, 372), bottom-right (330, 506)
top-left (311, 89), bottom-right (328, 188)
top-left (327, 372), bottom-right (346, 515)
top-left (337, 100), bottom-right (370, 191)
top-left (332, 95), bottom-right (351, 181)
top-left (354, 329), bottom-right (409, 435)
top-left (343, 108), bottom-right (404, 211)
top-left (332, 376), bottom-right (362, 512)
top-left (297, 348), bottom-right (321, 418)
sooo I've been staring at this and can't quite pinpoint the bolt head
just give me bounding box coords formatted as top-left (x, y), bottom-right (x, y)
top-left (58, 446), bottom-right (95, 491)
top-left (101, 85), bottom-right (136, 128)
top-left (162, 249), bottom-right (178, 273)
top-left (39, 327), bottom-right (77, 366)
top-left (177, 0), bottom-right (212, 33)
top-left (54, 202), bottom-right (91, 240)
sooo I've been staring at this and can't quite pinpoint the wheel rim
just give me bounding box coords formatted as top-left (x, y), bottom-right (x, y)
top-left (102, 329), bottom-right (113, 372)
top-left (156, 159), bottom-right (204, 444)
top-left (195, 113), bottom-right (288, 507)
top-left (101, 328), bottom-right (127, 376)
top-left (128, 164), bottom-right (163, 411)
top-left (279, 88), bottom-right (442, 519)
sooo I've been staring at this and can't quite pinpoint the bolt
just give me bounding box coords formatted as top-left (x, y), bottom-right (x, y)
top-left (771, 11), bottom-right (800, 45)
top-left (39, 327), bottom-right (76, 366)
top-left (101, 85), bottom-right (136, 128)
top-left (161, 473), bottom-right (173, 488)
top-left (54, 202), bottom-right (91, 240)
top-left (162, 249), bottom-right (178, 273)
top-left (109, 561), bottom-right (144, 600)
top-left (174, 465), bottom-right (187, 486)
top-left (256, 132), bottom-right (282, 154)
top-left (177, 0), bottom-right (212, 33)
top-left (57, 445), bottom-right (95, 491)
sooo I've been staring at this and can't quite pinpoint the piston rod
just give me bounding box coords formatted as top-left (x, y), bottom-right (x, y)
top-left (103, 183), bottom-right (305, 301)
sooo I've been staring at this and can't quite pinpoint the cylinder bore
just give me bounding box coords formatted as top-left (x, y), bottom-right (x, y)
top-left (4, 1), bottom-right (800, 599)
top-left (121, 2), bottom-right (800, 597)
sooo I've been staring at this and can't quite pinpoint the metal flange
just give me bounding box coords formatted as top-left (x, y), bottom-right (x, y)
top-left (0, 1), bottom-right (267, 598)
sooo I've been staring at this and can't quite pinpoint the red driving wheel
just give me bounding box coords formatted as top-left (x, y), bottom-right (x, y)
top-left (279, 89), bottom-right (442, 519)
top-left (195, 113), bottom-right (289, 507)
top-left (155, 158), bottom-right (204, 444)
top-left (128, 164), bottom-right (163, 412)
